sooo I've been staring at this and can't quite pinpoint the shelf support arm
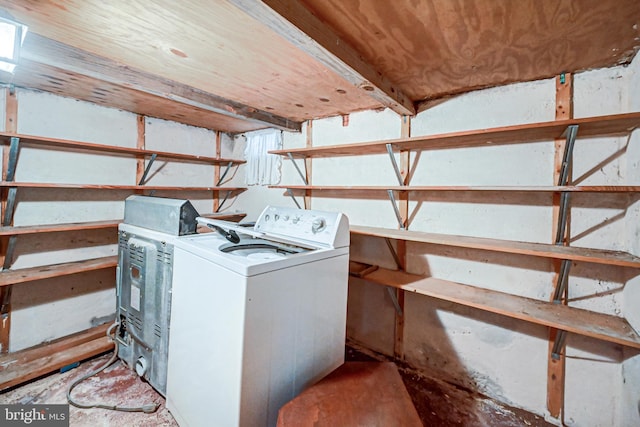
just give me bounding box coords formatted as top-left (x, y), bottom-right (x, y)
top-left (6, 137), bottom-right (20, 182)
top-left (215, 190), bottom-right (232, 212)
top-left (286, 188), bottom-right (303, 209)
top-left (558, 125), bottom-right (579, 186)
top-left (554, 125), bottom-right (578, 245)
top-left (384, 238), bottom-right (402, 270)
top-left (216, 161), bottom-right (234, 186)
top-left (2, 236), bottom-right (17, 271)
top-left (2, 137), bottom-right (20, 226)
top-left (138, 153), bottom-right (158, 185)
top-left (387, 190), bottom-right (405, 230)
top-left (2, 188), bottom-right (17, 227)
top-left (386, 287), bottom-right (404, 316)
top-left (552, 259), bottom-right (572, 303)
top-left (551, 330), bottom-right (568, 360)
top-left (286, 153), bottom-right (308, 185)
top-left (386, 144), bottom-right (404, 186)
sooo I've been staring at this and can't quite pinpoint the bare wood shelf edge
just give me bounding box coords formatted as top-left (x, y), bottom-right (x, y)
top-left (272, 185), bottom-right (640, 193)
top-left (0, 256), bottom-right (118, 287)
top-left (0, 324), bottom-right (113, 391)
top-left (350, 225), bottom-right (640, 268)
top-left (271, 112), bottom-right (640, 157)
top-left (0, 132), bottom-right (246, 165)
top-left (0, 182), bottom-right (247, 192)
top-left (349, 262), bottom-right (640, 350)
top-left (0, 220), bottom-right (121, 236)
top-left (0, 212), bottom-right (247, 236)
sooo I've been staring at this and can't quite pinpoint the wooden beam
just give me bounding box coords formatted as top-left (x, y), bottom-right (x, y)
top-left (229, 0), bottom-right (416, 117)
top-left (393, 115), bottom-right (411, 359)
top-left (214, 131), bottom-right (222, 212)
top-left (304, 120), bottom-right (313, 209)
top-left (0, 86), bottom-right (17, 353)
top-left (547, 72), bottom-right (574, 420)
top-left (19, 33), bottom-right (301, 132)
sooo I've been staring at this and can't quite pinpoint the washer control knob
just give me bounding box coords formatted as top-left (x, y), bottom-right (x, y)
top-left (274, 214), bottom-right (280, 221)
top-left (312, 218), bottom-right (326, 234)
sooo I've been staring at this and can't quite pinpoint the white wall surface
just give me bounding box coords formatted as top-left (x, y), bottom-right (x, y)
top-left (1, 89), bottom-right (229, 351)
top-left (231, 55), bottom-right (640, 426)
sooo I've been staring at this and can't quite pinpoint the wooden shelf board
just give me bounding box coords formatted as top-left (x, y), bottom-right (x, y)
top-left (0, 214), bottom-right (248, 236)
top-left (0, 132), bottom-right (245, 165)
top-left (0, 256), bottom-right (117, 287)
top-left (273, 185), bottom-right (640, 193)
top-left (0, 182), bottom-right (246, 192)
top-left (271, 112), bottom-right (640, 158)
top-left (351, 225), bottom-right (640, 268)
top-left (349, 262), bottom-right (640, 350)
top-left (0, 220), bottom-right (121, 236)
top-left (0, 324), bottom-right (113, 391)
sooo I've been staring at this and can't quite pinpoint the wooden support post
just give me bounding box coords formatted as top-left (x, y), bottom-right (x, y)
top-left (393, 115), bottom-right (411, 359)
top-left (547, 73), bottom-right (573, 419)
top-left (304, 120), bottom-right (313, 210)
top-left (214, 131), bottom-right (222, 212)
top-left (0, 86), bottom-right (18, 353)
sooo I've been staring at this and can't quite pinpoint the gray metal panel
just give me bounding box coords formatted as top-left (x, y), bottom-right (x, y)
top-left (116, 229), bottom-right (174, 396)
top-left (124, 195), bottom-right (199, 235)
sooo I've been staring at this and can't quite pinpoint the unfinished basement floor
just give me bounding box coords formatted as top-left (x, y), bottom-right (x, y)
top-left (1, 347), bottom-right (554, 427)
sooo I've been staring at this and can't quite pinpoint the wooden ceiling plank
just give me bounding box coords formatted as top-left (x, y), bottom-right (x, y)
top-left (229, 0), bottom-right (416, 117)
top-left (19, 33), bottom-right (301, 132)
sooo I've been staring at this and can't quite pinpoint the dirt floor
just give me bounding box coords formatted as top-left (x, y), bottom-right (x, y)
top-left (345, 345), bottom-right (555, 427)
top-left (1, 347), bottom-right (555, 426)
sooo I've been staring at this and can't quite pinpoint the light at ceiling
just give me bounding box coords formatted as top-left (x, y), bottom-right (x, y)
top-left (0, 15), bottom-right (28, 74)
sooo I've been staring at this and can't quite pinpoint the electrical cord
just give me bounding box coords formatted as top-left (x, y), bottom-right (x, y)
top-left (66, 321), bottom-right (159, 414)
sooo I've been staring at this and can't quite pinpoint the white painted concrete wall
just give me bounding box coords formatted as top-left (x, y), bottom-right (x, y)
top-left (0, 89), bottom-right (229, 351)
top-left (231, 55), bottom-right (640, 426)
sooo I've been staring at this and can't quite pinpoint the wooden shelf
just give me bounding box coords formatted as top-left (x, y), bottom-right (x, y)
top-left (0, 324), bottom-right (113, 391)
top-left (351, 225), bottom-right (640, 268)
top-left (0, 132), bottom-right (246, 166)
top-left (0, 220), bottom-right (120, 236)
top-left (349, 262), bottom-right (640, 350)
top-left (0, 214), bottom-right (247, 236)
top-left (274, 185), bottom-right (640, 193)
top-left (0, 182), bottom-right (246, 192)
top-left (271, 112), bottom-right (640, 158)
top-left (0, 256), bottom-right (117, 287)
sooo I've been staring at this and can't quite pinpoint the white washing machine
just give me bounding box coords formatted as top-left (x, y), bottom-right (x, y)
top-left (165, 205), bottom-right (350, 427)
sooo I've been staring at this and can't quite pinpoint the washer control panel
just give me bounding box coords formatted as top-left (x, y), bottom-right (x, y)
top-left (254, 206), bottom-right (346, 247)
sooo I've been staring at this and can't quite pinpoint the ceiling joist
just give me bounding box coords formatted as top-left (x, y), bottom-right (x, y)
top-left (16, 33), bottom-right (301, 132)
top-left (229, 0), bottom-right (416, 117)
